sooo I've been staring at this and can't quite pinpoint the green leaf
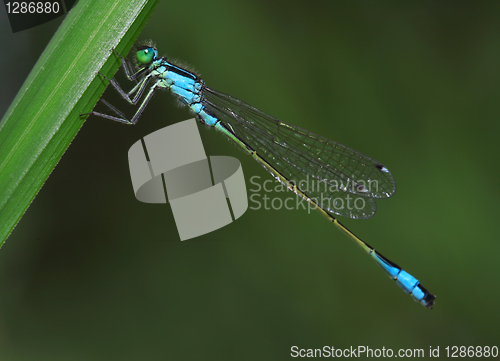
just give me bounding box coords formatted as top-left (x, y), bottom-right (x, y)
top-left (0, 0), bottom-right (160, 247)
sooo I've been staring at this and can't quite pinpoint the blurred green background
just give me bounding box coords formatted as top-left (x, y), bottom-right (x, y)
top-left (1, 1), bottom-right (499, 360)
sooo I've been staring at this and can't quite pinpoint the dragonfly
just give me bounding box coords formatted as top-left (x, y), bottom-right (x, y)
top-left (82, 44), bottom-right (436, 308)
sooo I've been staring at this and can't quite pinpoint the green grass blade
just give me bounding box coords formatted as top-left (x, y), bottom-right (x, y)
top-left (0, 0), bottom-right (160, 247)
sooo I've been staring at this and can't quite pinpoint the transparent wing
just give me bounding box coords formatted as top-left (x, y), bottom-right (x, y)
top-left (201, 87), bottom-right (395, 219)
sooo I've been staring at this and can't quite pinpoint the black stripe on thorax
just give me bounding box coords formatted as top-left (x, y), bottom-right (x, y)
top-left (163, 58), bottom-right (199, 81)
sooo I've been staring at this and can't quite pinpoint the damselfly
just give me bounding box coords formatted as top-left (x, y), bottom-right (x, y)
top-left (82, 44), bottom-right (436, 308)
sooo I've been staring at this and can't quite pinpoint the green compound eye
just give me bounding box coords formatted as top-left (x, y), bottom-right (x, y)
top-left (136, 47), bottom-right (155, 65)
